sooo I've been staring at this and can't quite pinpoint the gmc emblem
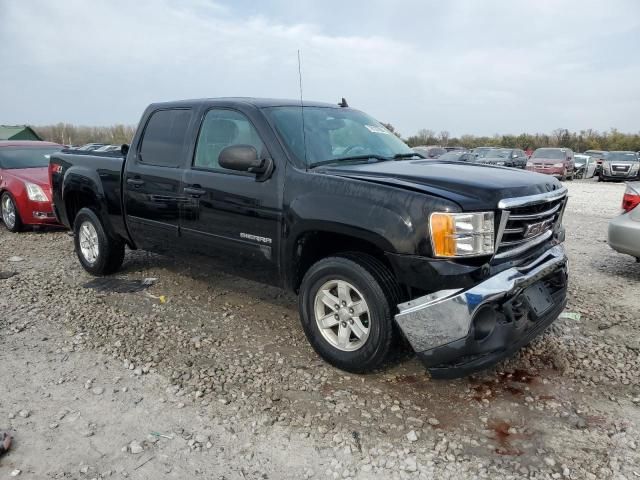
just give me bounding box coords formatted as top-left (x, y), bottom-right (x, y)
top-left (523, 219), bottom-right (554, 239)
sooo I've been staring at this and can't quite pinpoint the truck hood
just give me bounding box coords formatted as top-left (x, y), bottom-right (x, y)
top-left (4, 167), bottom-right (50, 187)
top-left (319, 160), bottom-right (563, 210)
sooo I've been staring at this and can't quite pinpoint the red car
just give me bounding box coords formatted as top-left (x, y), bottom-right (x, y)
top-left (0, 141), bottom-right (63, 232)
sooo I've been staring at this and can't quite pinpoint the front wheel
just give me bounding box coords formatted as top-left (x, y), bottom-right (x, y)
top-left (298, 253), bottom-right (400, 373)
top-left (73, 207), bottom-right (125, 275)
top-left (1, 192), bottom-right (23, 232)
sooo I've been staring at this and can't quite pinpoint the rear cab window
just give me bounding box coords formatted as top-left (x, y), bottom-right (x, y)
top-left (139, 109), bottom-right (192, 167)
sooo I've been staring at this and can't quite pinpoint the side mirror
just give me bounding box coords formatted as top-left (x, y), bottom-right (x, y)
top-left (219, 145), bottom-right (273, 181)
top-left (121, 144), bottom-right (130, 156)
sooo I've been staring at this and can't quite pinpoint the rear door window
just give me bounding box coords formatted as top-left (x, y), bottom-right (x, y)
top-left (139, 109), bottom-right (192, 167)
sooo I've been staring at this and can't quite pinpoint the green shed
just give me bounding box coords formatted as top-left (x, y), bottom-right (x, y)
top-left (0, 125), bottom-right (42, 141)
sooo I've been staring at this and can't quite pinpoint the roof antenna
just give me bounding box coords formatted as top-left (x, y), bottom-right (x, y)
top-left (298, 49), bottom-right (308, 167)
top-left (339, 97), bottom-right (349, 108)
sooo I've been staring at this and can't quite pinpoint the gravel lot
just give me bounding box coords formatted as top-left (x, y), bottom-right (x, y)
top-left (1, 179), bottom-right (639, 479)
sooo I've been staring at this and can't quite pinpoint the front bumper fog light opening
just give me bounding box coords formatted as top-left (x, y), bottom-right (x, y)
top-left (472, 306), bottom-right (497, 341)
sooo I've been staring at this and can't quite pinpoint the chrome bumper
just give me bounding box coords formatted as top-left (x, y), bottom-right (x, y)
top-left (395, 244), bottom-right (568, 354)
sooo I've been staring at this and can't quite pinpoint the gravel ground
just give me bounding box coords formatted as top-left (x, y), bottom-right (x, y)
top-left (1, 179), bottom-right (639, 479)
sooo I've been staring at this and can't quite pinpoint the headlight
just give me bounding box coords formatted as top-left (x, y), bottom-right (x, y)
top-left (25, 183), bottom-right (48, 202)
top-left (496, 161), bottom-right (505, 166)
top-left (526, 162), bottom-right (533, 167)
top-left (630, 163), bottom-right (639, 175)
top-left (553, 163), bottom-right (564, 168)
top-left (603, 161), bottom-right (611, 173)
top-left (430, 212), bottom-right (494, 257)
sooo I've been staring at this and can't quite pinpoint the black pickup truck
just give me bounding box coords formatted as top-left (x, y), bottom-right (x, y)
top-left (50, 98), bottom-right (568, 378)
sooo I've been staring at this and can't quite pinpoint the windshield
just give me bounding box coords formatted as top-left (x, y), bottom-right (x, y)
top-left (532, 149), bottom-right (565, 160)
top-left (0, 147), bottom-right (62, 169)
top-left (264, 106), bottom-right (414, 167)
top-left (607, 152), bottom-right (638, 162)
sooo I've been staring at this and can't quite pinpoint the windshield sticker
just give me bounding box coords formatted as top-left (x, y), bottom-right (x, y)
top-left (365, 125), bottom-right (390, 134)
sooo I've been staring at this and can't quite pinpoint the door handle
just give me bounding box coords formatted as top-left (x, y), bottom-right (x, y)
top-left (127, 178), bottom-right (145, 187)
top-left (184, 186), bottom-right (206, 197)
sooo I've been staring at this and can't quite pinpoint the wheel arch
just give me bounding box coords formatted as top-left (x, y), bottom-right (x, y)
top-left (287, 226), bottom-right (399, 294)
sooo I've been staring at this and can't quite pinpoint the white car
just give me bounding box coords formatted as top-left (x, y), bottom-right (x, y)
top-left (574, 154), bottom-right (597, 179)
top-left (608, 182), bottom-right (640, 261)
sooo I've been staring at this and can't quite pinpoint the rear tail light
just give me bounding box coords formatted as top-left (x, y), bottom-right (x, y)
top-left (622, 184), bottom-right (640, 213)
top-left (49, 162), bottom-right (62, 187)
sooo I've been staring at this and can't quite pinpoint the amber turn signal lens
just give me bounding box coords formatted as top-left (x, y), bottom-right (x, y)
top-left (430, 213), bottom-right (456, 257)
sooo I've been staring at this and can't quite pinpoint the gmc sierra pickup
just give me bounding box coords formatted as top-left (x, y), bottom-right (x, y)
top-left (50, 98), bottom-right (568, 378)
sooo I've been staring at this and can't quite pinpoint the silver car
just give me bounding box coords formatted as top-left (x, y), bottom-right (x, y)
top-left (608, 182), bottom-right (640, 261)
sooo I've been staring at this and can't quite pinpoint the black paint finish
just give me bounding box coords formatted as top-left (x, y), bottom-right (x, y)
top-left (50, 97), bottom-right (563, 295)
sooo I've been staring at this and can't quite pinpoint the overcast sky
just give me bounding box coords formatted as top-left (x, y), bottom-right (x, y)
top-left (1, 0), bottom-right (639, 137)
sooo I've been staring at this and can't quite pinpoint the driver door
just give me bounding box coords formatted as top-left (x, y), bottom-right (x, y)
top-left (179, 108), bottom-right (282, 284)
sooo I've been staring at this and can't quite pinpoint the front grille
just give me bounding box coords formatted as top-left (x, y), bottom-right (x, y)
top-left (610, 164), bottom-right (631, 175)
top-left (495, 189), bottom-right (567, 259)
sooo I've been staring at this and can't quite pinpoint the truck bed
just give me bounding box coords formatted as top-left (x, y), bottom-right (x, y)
top-left (49, 150), bottom-right (130, 243)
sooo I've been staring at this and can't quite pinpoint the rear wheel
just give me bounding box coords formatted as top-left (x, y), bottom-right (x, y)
top-left (73, 207), bottom-right (125, 275)
top-left (298, 253), bottom-right (400, 373)
top-left (1, 192), bottom-right (23, 232)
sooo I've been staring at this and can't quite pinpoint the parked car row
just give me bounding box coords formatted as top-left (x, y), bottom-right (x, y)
top-left (411, 145), bottom-right (640, 183)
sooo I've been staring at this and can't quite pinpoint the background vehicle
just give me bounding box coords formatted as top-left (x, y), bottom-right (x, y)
top-left (472, 146), bottom-right (503, 158)
top-left (438, 150), bottom-right (474, 162)
top-left (475, 148), bottom-right (528, 169)
top-left (608, 182), bottom-right (640, 261)
top-left (526, 148), bottom-right (575, 180)
top-left (93, 144), bottom-right (122, 153)
top-left (583, 149), bottom-right (608, 176)
top-left (443, 146), bottom-right (466, 152)
top-left (412, 145), bottom-right (446, 159)
top-left (50, 97), bottom-right (568, 378)
top-left (599, 151), bottom-right (639, 182)
top-left (0, 140), bottom-right (62, 231)
top-left (573, 154), bottom-right (597, 179)
top-left (75, 143), bottom-right (107, 151)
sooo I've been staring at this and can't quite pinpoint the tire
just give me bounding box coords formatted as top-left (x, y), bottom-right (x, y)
top-left (1, 192), bottom-right (23, 232)
top-left (298, 253), bottom-right (400, 373)
top-left (73, 207), bottom-right (125, 275)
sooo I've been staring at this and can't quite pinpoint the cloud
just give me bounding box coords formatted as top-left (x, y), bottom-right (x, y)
top-left (1, 0), bottom-right (639, 136)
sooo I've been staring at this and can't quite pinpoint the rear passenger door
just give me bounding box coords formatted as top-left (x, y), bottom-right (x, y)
top-left (179, 107), bottom-right (282, 285)
top-left (124, 108), bottom-right (193, 253)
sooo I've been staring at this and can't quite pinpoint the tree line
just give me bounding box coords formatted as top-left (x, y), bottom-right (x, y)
top-left (34, 122), bottom-right (640, 152)
top-left (401, 127), bottom-right (640, 152)
top-left (34, 123), bottom-right (137, 146)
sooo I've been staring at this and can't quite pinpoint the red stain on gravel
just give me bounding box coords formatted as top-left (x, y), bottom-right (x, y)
top-left (488, 419), bottom-right (524, 456)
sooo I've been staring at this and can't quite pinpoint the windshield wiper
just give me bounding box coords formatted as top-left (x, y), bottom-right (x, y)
top-left (393, 152), bottom-right (425, 159)
top-left (308, 155), bottom-right (392, 169)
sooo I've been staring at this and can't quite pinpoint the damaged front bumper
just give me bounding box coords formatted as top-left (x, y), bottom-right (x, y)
top-left (395, 245), bottom-right (568, 379)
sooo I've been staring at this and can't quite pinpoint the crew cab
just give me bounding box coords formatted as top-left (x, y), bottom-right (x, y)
top-left (50, 98), bottom-right (569, 378)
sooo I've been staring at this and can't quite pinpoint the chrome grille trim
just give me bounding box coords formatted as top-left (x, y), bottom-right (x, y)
top-left (508, 203), bottom-right (561, 220)
top-left (498, 187), bottom-right (568, 209)
top-left (494, 188), bottom-right (568, 259)
top-left (494, 231), bottom-right (553, 260)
